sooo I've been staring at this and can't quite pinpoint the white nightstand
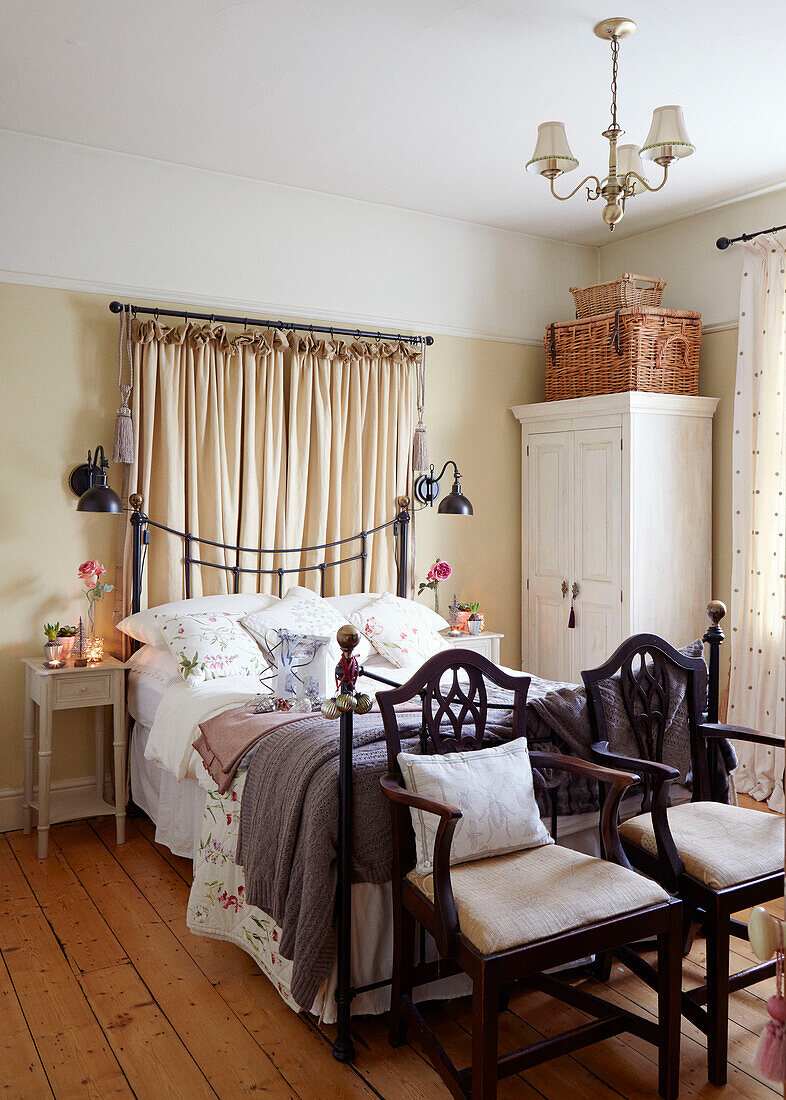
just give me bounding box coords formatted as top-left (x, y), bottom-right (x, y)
top-left (21, 656), bottom-right (127, 858)
top-left (441, 630), bottom-right (504, 664)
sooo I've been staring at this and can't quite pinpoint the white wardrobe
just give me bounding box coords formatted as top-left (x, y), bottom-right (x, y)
top-left (511, 392), bottom-right (718, 683)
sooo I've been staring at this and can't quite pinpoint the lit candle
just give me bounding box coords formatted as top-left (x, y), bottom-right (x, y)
top-left (86, 637), bottom-right (104, 664)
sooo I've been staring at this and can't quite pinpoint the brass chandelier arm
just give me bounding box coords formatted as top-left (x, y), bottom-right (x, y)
top-left (622, 162), bottom-right (670, 196)
top-left (549, 173), bottom-right (603, 203)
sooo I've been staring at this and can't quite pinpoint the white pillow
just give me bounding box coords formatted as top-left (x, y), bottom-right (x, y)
top-left (240, 589), bottom-right (372, 664)
top-left (118, 593), bottom-right (280, 647)
top-left (126, 644), bottom-right (181, 685)
top-left (156, 611), bottom-right (269, 684)
top-left (398, 739), bottom-right (553, 877)
top-left (328, 591), bottom-right (450, 633)
top-left (349, 592), bottom-right (448, 668)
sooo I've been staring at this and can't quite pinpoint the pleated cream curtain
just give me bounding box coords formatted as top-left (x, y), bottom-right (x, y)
top-left (117, 321), bottom-right (416, 623)
top-left (728, 233), bottom-right (786, 811)
top-left (285, 335), bottom-right (416, 594)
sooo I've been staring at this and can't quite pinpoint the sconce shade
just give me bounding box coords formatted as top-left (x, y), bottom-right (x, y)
top-left (526, 122), bottom-right (579, 175)
top-left (616, 144), bottom-right (647, 194)
top-left (641, 105), bottom-right (694, 161)
top-left (77, 477), bottom-right (123, 513)
top-left (438, 487), bottom-right (474, 515)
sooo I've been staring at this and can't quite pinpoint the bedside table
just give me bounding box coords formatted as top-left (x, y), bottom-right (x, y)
top-left (441, 630), bottom-right (503, 664)
top-left (22, 656), bottom-right (127, 858)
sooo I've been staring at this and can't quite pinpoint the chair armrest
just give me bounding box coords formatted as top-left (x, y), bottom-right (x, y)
top-left (530, 749), bottom-right (641, 871)
top-left (700, 722), bottom-right (783, 749)
top-left (530, 750), bottom-right (640, 790)
top-left (591, 742), bottom-right (683, 889)
top-left (380, 775), bottom-right (462, 956)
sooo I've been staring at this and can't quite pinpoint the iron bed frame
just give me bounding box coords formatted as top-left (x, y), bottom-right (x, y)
top-left (128, 492), bottom-right (413, 1062)
top-left (127, 495), bottom-right (728, 1065)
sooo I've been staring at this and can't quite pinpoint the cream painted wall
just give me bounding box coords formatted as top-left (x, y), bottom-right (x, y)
top-left (414, 338), bottom-right (545, 668)
top-left (1, 283), bottom-right (122, 791)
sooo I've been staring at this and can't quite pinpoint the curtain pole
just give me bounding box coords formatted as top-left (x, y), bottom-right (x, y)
top-left (108, 301), bottom-right (433, 346)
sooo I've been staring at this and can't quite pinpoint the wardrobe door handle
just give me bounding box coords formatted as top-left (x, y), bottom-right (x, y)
top-left (571, 581), bottom-right (579, 599)
top-left (561, 580), bottom-right (568, 598)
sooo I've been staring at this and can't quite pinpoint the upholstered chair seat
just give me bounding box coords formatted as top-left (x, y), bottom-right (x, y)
top-left (618, 802), bottom-right (785, 890)
top-left (407, 843), bottom-right (669, 955)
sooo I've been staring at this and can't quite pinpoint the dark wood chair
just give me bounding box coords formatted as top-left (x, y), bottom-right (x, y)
top-left (377, 648), bottom-right (683, 1100)
top-left (583, 632), bottom-right (785, 1086)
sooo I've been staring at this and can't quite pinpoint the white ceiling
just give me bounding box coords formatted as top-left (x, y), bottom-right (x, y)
top-left (3, 0), bottom-right (786, 246)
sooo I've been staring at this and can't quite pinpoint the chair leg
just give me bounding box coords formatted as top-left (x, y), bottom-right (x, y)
top-left (472, 973), bottom-right (498, 1100)
top-left (592, 950), bottom-right (614, 982)
top-left (706, 907), bottom-right (730, 1087)
top-left (389, 901), bottom-right (416, 1048)
top-left (657, 902), bottom-right (682, 1100)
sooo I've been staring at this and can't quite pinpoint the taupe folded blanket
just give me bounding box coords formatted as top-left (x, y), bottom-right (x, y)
top-left (195, 707), bottom-right (314, 794)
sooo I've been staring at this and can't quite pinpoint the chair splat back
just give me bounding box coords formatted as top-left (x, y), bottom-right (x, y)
top-left (378, 648), bottom-right (529, 773)
top-left (583, 633), bottom-right (710, 803)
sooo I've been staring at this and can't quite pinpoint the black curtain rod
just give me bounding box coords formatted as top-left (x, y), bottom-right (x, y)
top-left (109, 300), bottom-right (433, 346)
top-left (716, 222), bottom-right (786, 250)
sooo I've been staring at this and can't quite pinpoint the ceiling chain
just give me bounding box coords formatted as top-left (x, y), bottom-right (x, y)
top-left (610, 35), bottom-right (619, 131)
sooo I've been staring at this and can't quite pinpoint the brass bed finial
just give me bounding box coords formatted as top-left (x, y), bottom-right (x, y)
top-left (129, 493), bottom-right (144, 512)
top-left (706, 600), bottom-right (727, 626)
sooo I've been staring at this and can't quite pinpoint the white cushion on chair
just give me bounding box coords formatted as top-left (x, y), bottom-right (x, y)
top-left (618, 801), bottom-right (785, 889)
top-left (398, 739), bottom-right (553, 877)
top-left (407, 844), bottom-right (669, 955)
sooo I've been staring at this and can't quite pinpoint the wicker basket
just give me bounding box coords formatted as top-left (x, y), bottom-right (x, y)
top-left (544, 307), bottom-right (701, 401)
top-left (569, 273), bottom-right (666, 319)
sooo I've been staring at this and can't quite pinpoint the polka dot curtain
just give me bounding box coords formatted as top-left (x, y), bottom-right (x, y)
top-left (729, 232), bottom-right (786, 811)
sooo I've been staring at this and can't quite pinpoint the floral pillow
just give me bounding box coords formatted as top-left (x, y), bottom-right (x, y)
top-left (349, 591), bottom-right (448, 668)
top-left (156, 612), bottom-right (269, 684)
top-left (240, 588), bottom-right (372, 664)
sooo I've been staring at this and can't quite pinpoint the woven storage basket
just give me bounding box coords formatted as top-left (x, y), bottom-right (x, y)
top-left (544, 307), bottom-right (701, 401)
top-left (569, 273), bottom-right (666, 319)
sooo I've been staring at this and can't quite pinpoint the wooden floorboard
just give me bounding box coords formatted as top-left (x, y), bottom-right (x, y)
top-left (1, 815), bottom-right (782, 1100)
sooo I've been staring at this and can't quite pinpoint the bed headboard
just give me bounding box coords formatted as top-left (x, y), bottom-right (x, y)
top-left (128, 494), bottom-right (410, 615)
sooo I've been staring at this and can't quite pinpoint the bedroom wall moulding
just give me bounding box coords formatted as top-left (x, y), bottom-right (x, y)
top-left (107, 301), bottom-right (434, 346)
top-left (526, 17), bottom-right (694, 231)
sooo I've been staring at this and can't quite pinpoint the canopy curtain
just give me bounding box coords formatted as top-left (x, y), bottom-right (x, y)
top-left (728, 232), bottom-right (786, 811)
top-left (116, 320), bottom-right (417, 631)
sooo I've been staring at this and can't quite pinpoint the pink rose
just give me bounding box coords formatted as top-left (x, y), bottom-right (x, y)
top-left (84, 579), bottom-right (97, 589)
top-left (78, 559), bottom-right (105, 581)
top-left (434, 560), bottom-right (452, 581)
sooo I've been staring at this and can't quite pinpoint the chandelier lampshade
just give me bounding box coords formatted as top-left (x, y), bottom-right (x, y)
top-left (641, 105), bottom-right (695, 162)
top-left (526, 122), bottom-right (578, 176)
top-left (616, 144), bottom-right (647, 194)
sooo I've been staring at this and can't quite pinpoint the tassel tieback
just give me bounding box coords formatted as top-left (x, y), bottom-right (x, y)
top-left (112, 305), bottom-right (135, 464)
top-left (753, 921), bottom-right (786, 1083)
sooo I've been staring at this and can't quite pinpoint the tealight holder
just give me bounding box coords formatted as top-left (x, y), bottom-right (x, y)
top-left (86, 637), bottom-right (104, 665)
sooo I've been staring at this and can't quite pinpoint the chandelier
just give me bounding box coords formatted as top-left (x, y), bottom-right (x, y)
top-left (526, 17), bottom-right (694, 230)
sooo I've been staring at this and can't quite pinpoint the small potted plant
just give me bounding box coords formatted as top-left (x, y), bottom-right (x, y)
top-left (454, 601), bottom-right (484, 633)
top-left (43, 623), bottom-right (64, 667)
top-left (56, 624), bottom-right (78, 662)
top-left (467, 607), bottom-right (483, 635)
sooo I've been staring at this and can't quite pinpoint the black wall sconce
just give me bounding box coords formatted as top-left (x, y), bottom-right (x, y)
top-left (69, 445), bottom-right (122, 513)
top-left (413, 460), bottom-right (473, 515)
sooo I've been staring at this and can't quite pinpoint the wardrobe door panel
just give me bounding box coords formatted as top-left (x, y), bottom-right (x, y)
top-left (526, 432), bottom-right (571, 681)
top-left (571, 427), bottom-right (622, 679)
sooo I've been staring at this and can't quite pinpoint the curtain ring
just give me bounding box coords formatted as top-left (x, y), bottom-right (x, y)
top-left (244, 318), bottom-right (248, 330)
top-left (154, 308), bottom-right (160, 321)
top-left (210, 314), bottom-right (215, 323)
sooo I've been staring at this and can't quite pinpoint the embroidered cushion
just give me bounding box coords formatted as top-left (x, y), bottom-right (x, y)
top-left (327, 591), bottom-right (450, 633)
top-left (156, 612), bottom-right (268, 684)
top-left (398, 738), bottom-right (553, 877)
top-left (119, 593), bottom-right (280, 647)
top-left (240, 587), bottom-right (372, 664)
top-left (350, 591), bottom-right (448, 668)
